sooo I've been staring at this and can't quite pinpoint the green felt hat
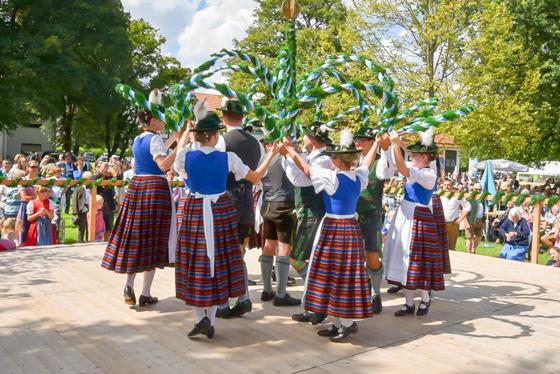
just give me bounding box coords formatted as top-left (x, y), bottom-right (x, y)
top-left (406, 140), bottom-right (439, 154)
top-left (219, 99), bottom-right (244, 115)
top-left (191, 112), bottom-right (225, 132)
top-left (301, 122), bottom-right (333, 145)
top-left (353, 126), bottom-right (378, 139)
top-left (326, 128), bottom-right (361, 154)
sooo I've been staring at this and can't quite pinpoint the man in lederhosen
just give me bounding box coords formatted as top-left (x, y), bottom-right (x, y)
top-left (216, 99), bottom-right (266, 318)
top-left (259, 139), bottom-right (300, 307)
top-left (280, 122), bottom-right (332, 324)
top-left (354, 127), bottom-right (393, 314)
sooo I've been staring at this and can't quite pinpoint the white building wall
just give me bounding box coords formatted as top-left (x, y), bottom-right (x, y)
top-left (0, 126), bottom-right (55, 159)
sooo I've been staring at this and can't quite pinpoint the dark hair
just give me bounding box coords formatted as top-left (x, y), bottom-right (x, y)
top-left (194, 130), bottom-right (218, 143)
top-left (138, 110), bottom-right (153, 126)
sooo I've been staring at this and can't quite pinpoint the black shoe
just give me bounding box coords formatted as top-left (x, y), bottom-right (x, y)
top-left (273, 293), bottom-right (301, 307)
top-left (188, 317), bottom-right (213, 338)
top-left (292, 311), bottom-right (312, 323)
top-left (394, 304), bottom-right (415, 317)
top-left (317, 324), bottom-right (338, 337)
top-left (416, 301), bottom-right (430, 316)
top-left (138, 295), bottom-right (158, 307)
top-left (372, 294), bottom-right (383, 314)
top-left (329, 322), bottom-right (358, 342)
top-left (309, 312), bottom-right (327, 325)
top-left (230, 299), bottom-right (252, 317)
top-left (287, 276), bottom-right (297, 287)
top-left (123, 286), bottom-right (136, 305)
top-left (261, 291), bottom-right (276, 302)
top-left (216, 307), bottom-right (231, 319)
top-left (247, 279), bottom-right (257, 286)
top-left (387, 285), bottom-right (403, 294)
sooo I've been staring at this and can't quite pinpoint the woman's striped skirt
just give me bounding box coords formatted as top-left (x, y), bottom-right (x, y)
top-left (102, 175), bottom-right (172, 274)
top-left (388, 205), bottom-right (446, 291)
top-left (432, 194), bottom-right (451, 274)
top-left (304, 217), bottom-right (373, 319)
top-left (175, 195), bottom-right (245, 307)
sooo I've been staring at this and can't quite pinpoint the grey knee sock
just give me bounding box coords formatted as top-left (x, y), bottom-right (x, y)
top-left (275, 256), bottom-right (290, 298)
top-left (237, 263), bottom-right (251, 303)
top-left (259, 255), bottom-right (274, 293)
top-left (297, 263), bottom-right (309, 280)
top-left (367, 265), bottom-right (383, 296)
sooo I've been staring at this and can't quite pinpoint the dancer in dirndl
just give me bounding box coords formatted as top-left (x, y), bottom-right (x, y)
top-left (174, 108), bottom-right (278, 339)
top-left (303, 129), bottom-right (378, 342)
top-left (102, 89), bottom-right (182, 307)
top-left (383, 129), bottom-right (447, 317)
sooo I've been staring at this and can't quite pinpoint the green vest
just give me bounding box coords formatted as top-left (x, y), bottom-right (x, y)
top-left (467, 198), bottom-right (482, 224)
top-left (295, 186), bottom-right (325, 218)
top-left (357, 159), bottom-right (384, 215)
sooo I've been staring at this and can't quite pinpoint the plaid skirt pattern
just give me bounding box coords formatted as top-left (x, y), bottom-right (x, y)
top-left (304, 217), bottom-right (373, 319)
top-left (175, 195), bottom-right (245, 307)
top-left (393, 205), bottom-right (446, 291)
top-left (432, 195), bottom-right (451, 274)
top-left (102, 176), bottom-right (172, 273)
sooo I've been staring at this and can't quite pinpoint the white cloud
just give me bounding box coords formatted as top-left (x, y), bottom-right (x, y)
top-left (177, 0), bottom-right (257, 68)
top-left (122, 0), bottom-right (202, 54)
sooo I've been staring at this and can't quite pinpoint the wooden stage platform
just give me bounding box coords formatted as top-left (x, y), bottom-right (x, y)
top-left (1, 244), bottom-right (559, 373)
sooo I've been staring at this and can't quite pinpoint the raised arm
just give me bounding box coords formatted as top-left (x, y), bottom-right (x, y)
top-left (389, 131), bottom-right (410, 178)
top-left (244, 144), bottom-right (279, 185)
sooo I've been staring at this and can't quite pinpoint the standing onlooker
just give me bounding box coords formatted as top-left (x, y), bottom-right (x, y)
top-left (96, 163), bottom-right (117, 241)
top-left (60, 153), bottom-right (76, 214)
top-left (9, 154), bottom-right (28, 178)
top-left (25, 186), bottom-right (56, 246)
top-left (465, 183), bottom-right (485, 254)
top-left (440, 179), bottom-right (470, 251)
top-left (73, 156), bottom-right (90, 179)
top-left (25, 160), bottom-right (41, 180)
top-left (72, 171), bottom-right (91, 243)
top-left (88, 195), bottom-right (105, 242)
top-left (2, 159), bottom-right (12, 176)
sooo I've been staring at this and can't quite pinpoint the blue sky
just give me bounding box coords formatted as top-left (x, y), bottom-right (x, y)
top-left (121, 0), bottom-right (257, 68)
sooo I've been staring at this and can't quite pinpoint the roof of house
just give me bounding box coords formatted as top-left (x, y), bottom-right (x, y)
top-left (194, 92), bottom-right (223, 112)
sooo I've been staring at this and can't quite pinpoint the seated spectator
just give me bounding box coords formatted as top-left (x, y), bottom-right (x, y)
top-left (0, 217), bottom-right (20, 250)
top-left (24, 186), bottom-right (56, 246)
top-left (542, 205), bottom-right (559, 233)
top-left (547, 246), bottom-right (560, 267)
top-left (499, 207), bottom-right (531, 261)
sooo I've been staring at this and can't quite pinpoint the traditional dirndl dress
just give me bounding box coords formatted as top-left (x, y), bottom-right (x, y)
top-left (102, 132), bottom-right (176, 274)
top-left (174, 146), bottom-right (249, 307)
top-left (383, 166), bottom-right (447, 291)
top-left (431, 194), bottom-right (451, 274)
top-left (25, 199), bottom-right (57, 246)
top-left (303, 167), bottom-right (373, 319)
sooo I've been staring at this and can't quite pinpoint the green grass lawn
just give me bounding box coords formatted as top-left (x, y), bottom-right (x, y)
top-left (454, 235), bottom-right (551, 265)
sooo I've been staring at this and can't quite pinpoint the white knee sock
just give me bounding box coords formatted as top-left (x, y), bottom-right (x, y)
top-left (193, 307), bottom-right (206, 323)
top-left (332, 316), bottom-right (342, 328)
top-left (207, 305), bottom-right (218, 326)
top-left (126, 273), bottom-right (136, 288)
top-left (404, 288), bottom-right (415, 307)
top-left (141, 270), bottom-right (156, 297)
top-left (420, 290), bottom-right (430, 307)
top-left (340, 318), bottom-right (354, 327)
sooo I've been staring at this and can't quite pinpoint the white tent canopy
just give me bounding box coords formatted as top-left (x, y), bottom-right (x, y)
top-left (476, 159), bottom-right (529, 173)
top-left (527, 161), bottom-right (560, 176)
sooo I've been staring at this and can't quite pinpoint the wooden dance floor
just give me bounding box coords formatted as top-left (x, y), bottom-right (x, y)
top-left (1, 244), bottom-right (559, 373)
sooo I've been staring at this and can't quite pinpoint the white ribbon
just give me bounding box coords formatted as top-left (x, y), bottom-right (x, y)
top-left (193, 192), bottom-right (224, 277)
top-left (301, 212), bottom-right (357, 304)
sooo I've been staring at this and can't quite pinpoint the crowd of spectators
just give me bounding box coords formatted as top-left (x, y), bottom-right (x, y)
top-left (0, 151), bottom-right (132, 250)
top-left (384, 171), bottom-right (560, 267)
